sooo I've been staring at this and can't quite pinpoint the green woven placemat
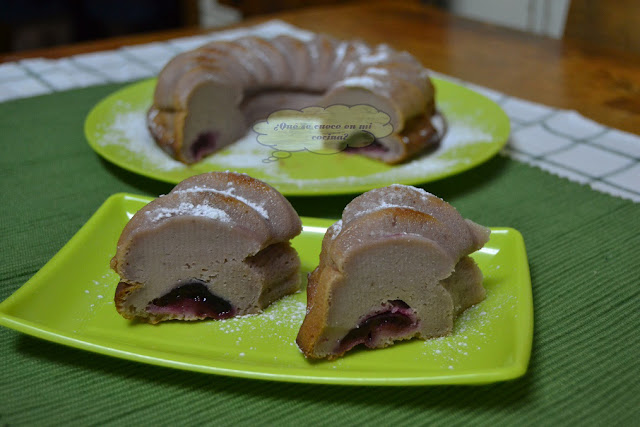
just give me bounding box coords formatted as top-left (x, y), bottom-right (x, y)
top-left (1, 83), bottom-right (638, 425)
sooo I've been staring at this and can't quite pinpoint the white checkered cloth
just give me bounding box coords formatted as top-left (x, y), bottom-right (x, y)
top-left (1, 21), bottom-right (638, 202)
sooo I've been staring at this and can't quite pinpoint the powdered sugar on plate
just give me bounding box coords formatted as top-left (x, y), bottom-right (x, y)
top-left (214, 294), bottom-right (307, 345)
top-left (95, 101), bottom-right (184, 171)
top-left (94, 100), bottom-right (278, 173)
top-left (418, 282), bottom-right (519, 370)
top-left (440, 117), bottom-right (494, 150)
top-left (421, 301), bottom-right (492, 369)
top-left (200, 132), bottom-right (277, 171)
top-left (92, 94), bottom-right (500, 190)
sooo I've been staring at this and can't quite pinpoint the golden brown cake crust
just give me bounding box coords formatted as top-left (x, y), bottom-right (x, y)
top-left (296, 267), bottom-right (333, 358)
top-left (114, 281), bottom-right (142, 319)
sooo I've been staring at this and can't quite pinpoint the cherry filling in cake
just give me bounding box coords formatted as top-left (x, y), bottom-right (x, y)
top-left (190, 132), bottom-right (218, 162)
top-left (147, 280), bottom-right (235, 320)
top-left (336, 300), bottom-right (420, 354)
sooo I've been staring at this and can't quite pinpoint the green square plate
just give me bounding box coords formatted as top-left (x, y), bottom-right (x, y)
top-left (0, 193), bottom-right (533, 385)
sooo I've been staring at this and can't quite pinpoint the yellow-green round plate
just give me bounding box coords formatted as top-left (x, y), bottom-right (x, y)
top-left (84, 78), bottom-right (510, 195)
top-left (0, 193), bottom-right (532, 385)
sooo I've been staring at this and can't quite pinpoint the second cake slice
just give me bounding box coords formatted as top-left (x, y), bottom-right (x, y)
top-left (111, 171), bottom-right (302, 324)
top-left (297, 184), bottom-right (490, 359)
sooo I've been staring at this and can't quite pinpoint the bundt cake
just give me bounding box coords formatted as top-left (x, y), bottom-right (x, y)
top-left (296, 184), bottom-right (490, 359)
top-left (148, 32), bottom-right (437, 165)
top-left (111, 171), bottom-right (302, 324)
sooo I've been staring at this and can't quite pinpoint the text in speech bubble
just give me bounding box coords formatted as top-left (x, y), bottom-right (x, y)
top-left (252, 105), bottom-right (393, 162)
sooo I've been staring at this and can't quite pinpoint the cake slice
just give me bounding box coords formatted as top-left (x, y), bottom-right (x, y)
top-left (111, 171), bottom-right (302, 324)
top-left (296, 184), bottom-right (490, 359)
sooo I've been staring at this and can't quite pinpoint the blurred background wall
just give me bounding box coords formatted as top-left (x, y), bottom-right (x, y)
top-left (0, 0), bottom-right (205, 52)
top-left (0, 0), bottom-right (638, 54)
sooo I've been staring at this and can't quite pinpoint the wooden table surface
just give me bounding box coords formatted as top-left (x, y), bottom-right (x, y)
top-left (2, 0), bottom-right (639, 135)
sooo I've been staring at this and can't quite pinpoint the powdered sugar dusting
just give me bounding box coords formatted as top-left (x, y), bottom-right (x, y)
top-left (175, 185), bottom-right (269, 219)
top-left (261, 115), bottom-right (496, 188)
top-left (389, 183), bottom-right (437, 199)
top-left (214, 295), bottom-right (307, 349)
top-left (358, 49), bottom-right (394, 65)
top-left (95, 101), bottom-right (496, 190)
top-left (344, 184), bottom-right (441, 223)
top-left (444, 119), bottom-right (494, 148)
top-left (352, 201), bottom-right (420, 219)
top-left (96, 105), bottom-right (184, 171)
top-left (146, 202), bottom-right (231, 223)
top-left (364, 67), bottom-right (390, 76)
top-left (199, 132), bottom-right (277, 170)
top-left (417, 284), bottom-right (519, 370)
top-left (337, 75), bottom-right (386, 90)
top-left (331, 219), bottom-right (342, 238)
top-left (96, 105), bottom-right (279, 172)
